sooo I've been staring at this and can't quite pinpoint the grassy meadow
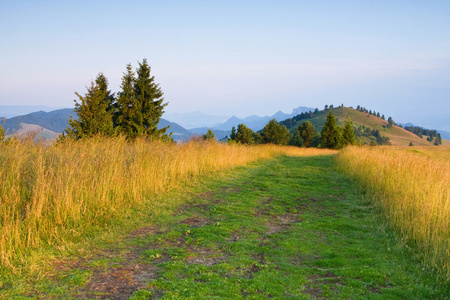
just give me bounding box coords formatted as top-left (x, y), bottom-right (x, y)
top-left (337, 146), bottom-right (450, 279)
top-left (5, 155), bottom-right (447, 298)
top-left (1, 136), bottom-right (449, 297)
top-left (0, 136), bottom-right (334, 272)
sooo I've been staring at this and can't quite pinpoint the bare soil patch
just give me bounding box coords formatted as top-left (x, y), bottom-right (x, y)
top-left (266, 213), bottom-right (301, 234)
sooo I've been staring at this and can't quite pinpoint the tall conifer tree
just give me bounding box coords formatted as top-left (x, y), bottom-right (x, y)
top-left (321, 111), bottom-right (342, 149)
top-left (95, 73), bottom-right (115, 111)
top-left (236, 124), bottom-right (255, 144)
top-left (230, 126), bottom-right (237, 140)
top-left (116, 64), bottom-right (136, 136)
top-left (65, 77), bottom-right (114, 139)
top-left (261, 119), bottom-right (290, 145)
top-left (387, 117), bottom-right (394, 128)
top-left (342, 117), bottom-right (356, 145)
top-left (297, 121), bottom-right (315, 147)
top-left (132, 59), bottom-right (170, 140)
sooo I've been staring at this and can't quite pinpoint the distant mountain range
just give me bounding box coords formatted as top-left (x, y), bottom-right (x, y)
top-left (164, 106), bottom-right (316, 139)
top-left (0, 105), bottom-right (64, 118)
top-left (1, 105), bottom-right (448, 144)
top-left (1, 106), bottom-right (317, 142)
top-left (163, 107), bottom-right (315, 130)
top-left (164, 111), bottom-right (229, 129)
top-left (1, 108), bottom-right (75, 135)
top-left (0, 109), bottom-right (195, 142)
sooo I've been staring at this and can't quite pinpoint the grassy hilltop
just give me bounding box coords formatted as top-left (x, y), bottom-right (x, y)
top-left (282, 106), bottom-right (436, 146)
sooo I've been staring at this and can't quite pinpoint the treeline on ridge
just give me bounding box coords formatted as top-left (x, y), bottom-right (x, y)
top-left (404, 126), bottom-right (442, 145)
top-left (223, 110), bottom-right (356, 150)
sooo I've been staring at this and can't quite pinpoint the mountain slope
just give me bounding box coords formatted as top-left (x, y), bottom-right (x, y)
top-left (158, 119), bottom-right (193, 141)
top-left (282, 107), bottom-right (436, 146)
top-left (5, 123), bottom-right (59, 142)
top-left (1, 109), bottom-right (74, 134)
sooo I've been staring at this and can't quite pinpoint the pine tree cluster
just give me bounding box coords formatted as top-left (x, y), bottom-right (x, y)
top-left (228, 119), bottom-right (290, 145)
top-left (355, 105), bottom-right (385, 120)
top-left (404, 126), bottom-right (442, 145)
top-left (64, 59), bottom-right (170, 141)
top-left (321, 112), bottom-right (356, 149)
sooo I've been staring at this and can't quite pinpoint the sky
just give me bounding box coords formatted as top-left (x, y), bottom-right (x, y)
top-left (1, 0), bottom-right (449, 130)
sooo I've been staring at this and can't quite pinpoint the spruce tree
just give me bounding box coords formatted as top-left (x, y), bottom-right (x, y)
top-left (116, 64), bottom-right (136, 136)
top-left (261, 119), bottom-right (290, 145)
top-left (342, 117), bottom-right (356, 145)
top-left (387, 117), bottom-right (394, 128)
top-left (297, 121), bottom-right (315, 147)
top-left (236, 123), bottom-right (255, 144)
top-left (203, 129), bottom-right (215, 141)
top-left (434, 135), bottom-right (442, 145)
top-left (95, 73), bottom-right (115, 112)
top-left (131, 59), bottom-right (170, 140)
top-left (321, 111), bottom-right (343, 149)
top-left (65, 78), bottom-right (114, 139)
top-left (230, 126), bottom-right (237, 140)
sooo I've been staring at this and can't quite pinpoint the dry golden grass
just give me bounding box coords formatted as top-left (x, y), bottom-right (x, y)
top-left (441, 139), bottom-right (450, 146)
top-left (337, 146), bottom-right (450, 279)
top-left (0, 136), bottom-right (335, 270)
top-left (406, 146), bottom-right (450, 162)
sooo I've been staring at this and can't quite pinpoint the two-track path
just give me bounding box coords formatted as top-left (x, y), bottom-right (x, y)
top-left (47, 155), bottom-right (445, 299)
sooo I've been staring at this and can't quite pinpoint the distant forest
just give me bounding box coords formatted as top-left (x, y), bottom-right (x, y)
top-left (403, 126), bottom-right (442, 145)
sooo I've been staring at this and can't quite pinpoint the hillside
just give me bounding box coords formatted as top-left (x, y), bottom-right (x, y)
top-left (1, 108), bottom-right (74, 134)
top-left (0, 109), bottom-right (194, 142)
top-left (5, 123), bottom-right (59, 142)
top-left (281, 106), bottom-right (436, 146)
top-left (158, 119), bottom-right (194, 141)
top-left (1, 106), bottom-right (445, 146)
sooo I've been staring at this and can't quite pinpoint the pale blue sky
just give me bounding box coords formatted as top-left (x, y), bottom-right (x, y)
top-left (1, 1), bottom-right (449, 130)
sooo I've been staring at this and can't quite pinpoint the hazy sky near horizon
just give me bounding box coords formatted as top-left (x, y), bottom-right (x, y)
top-left (1, 1), bottom-right (449, 130)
